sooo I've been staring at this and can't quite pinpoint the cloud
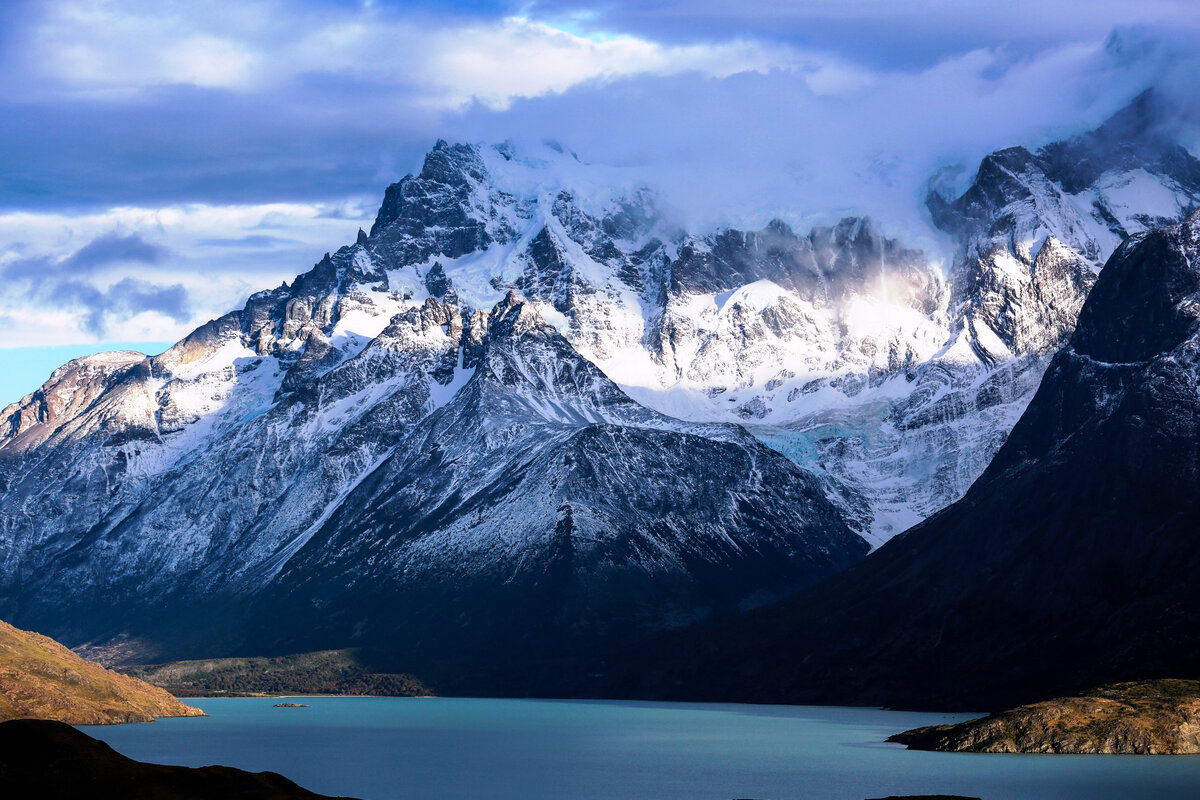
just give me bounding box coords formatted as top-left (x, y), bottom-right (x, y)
top-left (62, 231), bottom-right (168, 271)
top-left (445, 28), bottom-right (1196, 244)
top-left (12, 1), bottom-right (794, 107)
top-left (0, 202), bottom-right (370, 345)
top-left (197, 234), bottom-right (299, 248)
top-left (1, 231), bottom-right (168, 288)
top-left (51, 277), bottom-right (190, 337)
top-left (0, 1), bottom-right (1199, 348)
top-left (523, 0), bottom-right (1200, 68)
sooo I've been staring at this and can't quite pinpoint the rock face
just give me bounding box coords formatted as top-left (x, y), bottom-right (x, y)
top-left (600, 211), bottom-right (1200, 711)
top-left (0, 719), bottom-right (356, 799)
top-left (889, 681), bottom-right (1200, 754)
top-left (0, 92), bottom-right (1197, 675)
top-left (0, 619), bottom-right (202, 725)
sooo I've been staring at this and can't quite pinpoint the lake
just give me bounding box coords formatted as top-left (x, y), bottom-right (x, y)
top-left (83, 697), bottom-right (1200, 800)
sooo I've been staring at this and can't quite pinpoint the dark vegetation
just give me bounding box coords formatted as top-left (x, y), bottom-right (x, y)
top-left (122, 649), bottom-right (434, 698)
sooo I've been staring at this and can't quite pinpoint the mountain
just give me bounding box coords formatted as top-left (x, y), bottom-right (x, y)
top-left (1, 91), bottom-right (1197, 674)
top-left (0, 619), bottom-right (202, 725)
top-left (242, 292), bottom-right (862, 663)
top-left (0, 217), bottom-right (864, 665)
top-left (600, 211), bottom-right (1200, 710)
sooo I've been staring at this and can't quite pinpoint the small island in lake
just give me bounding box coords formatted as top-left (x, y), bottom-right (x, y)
top-left (889, 679), bottom-right (1200, 754)
top-left (274, 702), bottom-right (310, 707)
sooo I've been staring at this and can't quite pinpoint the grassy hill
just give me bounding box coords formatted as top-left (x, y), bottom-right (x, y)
top-left (0, 619), bottom-right (203, 724)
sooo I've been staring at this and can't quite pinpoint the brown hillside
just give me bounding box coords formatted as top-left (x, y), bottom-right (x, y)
top-left (0, 619), bottom-right (203, 724)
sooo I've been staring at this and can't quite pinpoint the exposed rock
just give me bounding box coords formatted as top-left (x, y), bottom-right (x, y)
top-left (554, 212), bottom-right (1200, 711)
top-left (2, 94), bottom-right (1199, 684)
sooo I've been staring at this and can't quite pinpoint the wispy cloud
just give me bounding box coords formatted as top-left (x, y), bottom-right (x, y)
top-left (0, 204), bottom-right (369, 345)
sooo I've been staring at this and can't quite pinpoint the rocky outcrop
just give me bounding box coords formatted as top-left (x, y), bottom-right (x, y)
top-left (0, 619), bottom-right (202, 725)
top-left (889, 681), bottom-right (1200, 754)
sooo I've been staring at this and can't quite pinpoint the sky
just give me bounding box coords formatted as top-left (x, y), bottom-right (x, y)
top-left (2, 0), bottom-right (1200, 405)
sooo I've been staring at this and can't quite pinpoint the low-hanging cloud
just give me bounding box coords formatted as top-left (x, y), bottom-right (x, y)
top-left (62, 231), bottom-right (168, 272)
top-left (448, 26), bottom-right (1200, 247)
top-left (1, 229), bottom-right (190, 338)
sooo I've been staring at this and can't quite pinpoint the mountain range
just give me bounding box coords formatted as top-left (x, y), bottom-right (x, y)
top-left (1, 90), bottom-right (1198, 702)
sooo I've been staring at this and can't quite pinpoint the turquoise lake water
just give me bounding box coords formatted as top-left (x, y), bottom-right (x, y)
top-left (83, 697), bottom-right (1200, 800)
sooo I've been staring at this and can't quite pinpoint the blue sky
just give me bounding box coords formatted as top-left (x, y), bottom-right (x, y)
top-left (2, 0), bottom-right (1199, 405)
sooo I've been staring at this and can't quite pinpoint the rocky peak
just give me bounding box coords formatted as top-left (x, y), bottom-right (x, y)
top-left (1, 351), bottom-right (145, 442)
top-left (484, 290), bottom-right (550, 343)
top-left (669, 215), bottom-right (934, 310)
top-left (370, 140), bottom-right (488, 237)
top-left (1070, 211), bottom-right (1200, 363)
top-left (1039, 89), bottom-right (1200, 194)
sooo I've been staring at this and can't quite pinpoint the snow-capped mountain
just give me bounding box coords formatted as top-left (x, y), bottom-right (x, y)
top-left (0, 207), bottom-right (865, 661)
top-left (0, 91), bottom-right (1197, 666)
top-left (613, 210), bottom-right (1200, 711)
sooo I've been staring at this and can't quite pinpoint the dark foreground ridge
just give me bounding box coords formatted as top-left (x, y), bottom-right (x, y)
top-left (0, 719), bottom-right (359, 799)
top-left (889, 680), bottom-right (1200, 754)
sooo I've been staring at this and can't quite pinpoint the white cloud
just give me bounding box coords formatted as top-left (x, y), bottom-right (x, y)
top-left (16, 1), bottom-right (800, 108)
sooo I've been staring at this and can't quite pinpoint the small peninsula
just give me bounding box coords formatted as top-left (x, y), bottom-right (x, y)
top-left (889, 680), bottom-right (1200, 754)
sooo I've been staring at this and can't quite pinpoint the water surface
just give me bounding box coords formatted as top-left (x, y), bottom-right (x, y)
top-left (84, 697), bottom-right (1200, 800)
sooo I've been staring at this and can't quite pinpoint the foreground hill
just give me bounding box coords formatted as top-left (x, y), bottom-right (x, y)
top-left (0, 619), bottom-right (202, 725)
top-left (889, 680), bottom-right (1200, 754)
top-left (581, 211), bottom-right (1200, 710)
top-left (0, 719), bottom-right (356, 799)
